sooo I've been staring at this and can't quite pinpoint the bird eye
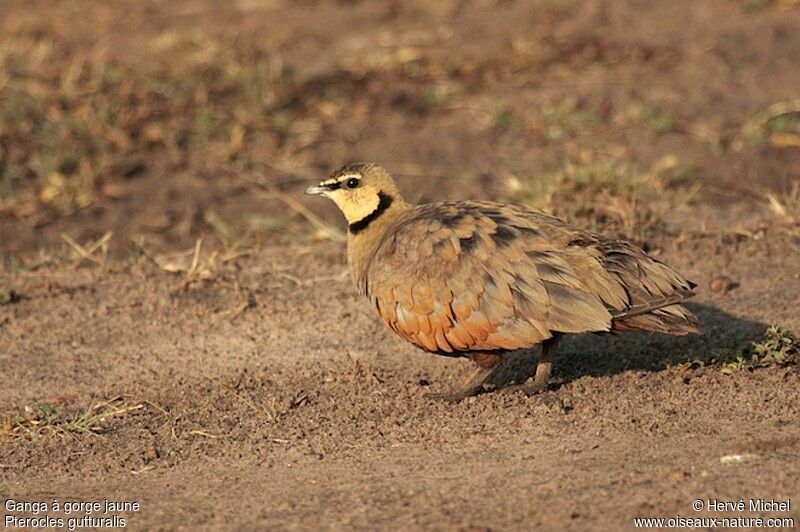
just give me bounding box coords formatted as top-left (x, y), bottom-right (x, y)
top-left (346, 178), bottom-right (360, 189)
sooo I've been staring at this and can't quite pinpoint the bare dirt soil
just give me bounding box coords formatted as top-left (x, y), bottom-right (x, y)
top-left (2, 1), bottom-right (800, 530)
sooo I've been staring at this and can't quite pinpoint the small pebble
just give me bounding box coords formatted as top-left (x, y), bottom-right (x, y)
top-left (668, 469), bottom-right (689, 481)
top-left (709, 275), bottom-right (737, 294)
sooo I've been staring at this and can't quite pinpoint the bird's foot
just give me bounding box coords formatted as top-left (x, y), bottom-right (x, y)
top-left (425, 363), bottom-right (499, 402)
top-left (501, 378), bottom-right (550, 397)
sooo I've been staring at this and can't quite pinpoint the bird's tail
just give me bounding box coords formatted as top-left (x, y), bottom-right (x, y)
top-left (612, 303), bottom-right (700, 335)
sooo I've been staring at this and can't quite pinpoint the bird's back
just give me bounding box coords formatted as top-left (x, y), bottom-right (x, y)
top-left (362, 200), bottom-right (698, 354)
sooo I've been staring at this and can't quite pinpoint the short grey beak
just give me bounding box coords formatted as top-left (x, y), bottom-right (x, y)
top-left (305, 185), bottom-right (327, 195)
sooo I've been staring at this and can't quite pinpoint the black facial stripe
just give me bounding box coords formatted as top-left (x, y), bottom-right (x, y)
top-left (349, 192), bottom-right (393, 234)
top-left (324, 181), bottom-right (342, 191)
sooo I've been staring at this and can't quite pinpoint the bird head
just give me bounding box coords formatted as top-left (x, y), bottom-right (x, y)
top-left (305, 163), bottom-right (403, 227)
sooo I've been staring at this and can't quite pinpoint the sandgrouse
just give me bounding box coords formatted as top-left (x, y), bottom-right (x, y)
top-left (306, 163), bottom-right (700, 401)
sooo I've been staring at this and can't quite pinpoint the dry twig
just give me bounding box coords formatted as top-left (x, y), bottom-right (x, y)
top-left (60, 231), bottom-right (112, 267)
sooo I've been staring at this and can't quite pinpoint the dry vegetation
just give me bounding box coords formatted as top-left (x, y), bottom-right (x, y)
top-left (4, 396), bottom-right (151, 439)
top-left (1, 1), bottom-right (799, 260)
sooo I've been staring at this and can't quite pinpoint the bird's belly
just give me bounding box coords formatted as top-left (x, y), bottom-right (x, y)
top-left (370, 291), bottom-right (542, 355)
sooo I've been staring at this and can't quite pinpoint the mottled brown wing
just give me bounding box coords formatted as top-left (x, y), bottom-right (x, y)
top-left (577, 237), bottom-right (700, 334)
top-left (364, 201), bottom-right (634, 354)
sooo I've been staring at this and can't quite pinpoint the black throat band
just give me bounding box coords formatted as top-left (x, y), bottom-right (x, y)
top-left (348, 192), bottom-right (393, 234)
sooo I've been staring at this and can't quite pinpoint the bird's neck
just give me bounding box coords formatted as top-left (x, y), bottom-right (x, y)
top-left (347, 194), bottom-right (411, 291)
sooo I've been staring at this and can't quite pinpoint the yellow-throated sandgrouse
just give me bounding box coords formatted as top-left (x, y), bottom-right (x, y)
top-left (306, 163), bottom-right (700, 401)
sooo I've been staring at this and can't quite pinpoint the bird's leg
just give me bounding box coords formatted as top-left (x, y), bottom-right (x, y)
top-left (426, 353), bottom-right (502, 402)
top-left (503, 336), bottom-right (560, 396)
top-left (530, 336), bottom-right (559, 392)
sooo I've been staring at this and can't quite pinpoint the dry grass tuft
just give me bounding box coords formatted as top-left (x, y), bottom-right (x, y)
top-left (139, 237), bottom-right (250, 284)
top-left (734, 99), bottom-right (800, 150)
top-left (3, 396), bottom-right (149, 439)
top-left (515, 156), bottom-right (698, 243)
top-left (765, 180), bottom-right (800, 223)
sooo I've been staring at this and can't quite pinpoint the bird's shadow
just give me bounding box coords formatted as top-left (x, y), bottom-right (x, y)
top-left (488, 303), bottom-right (770, 388)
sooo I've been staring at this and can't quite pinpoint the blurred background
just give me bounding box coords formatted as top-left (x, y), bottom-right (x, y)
top-left (1, 0), bottom-right (799, 264)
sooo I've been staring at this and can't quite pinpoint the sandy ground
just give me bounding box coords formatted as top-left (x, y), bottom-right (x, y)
top-left (2, 0), bottom-right (800, 530)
